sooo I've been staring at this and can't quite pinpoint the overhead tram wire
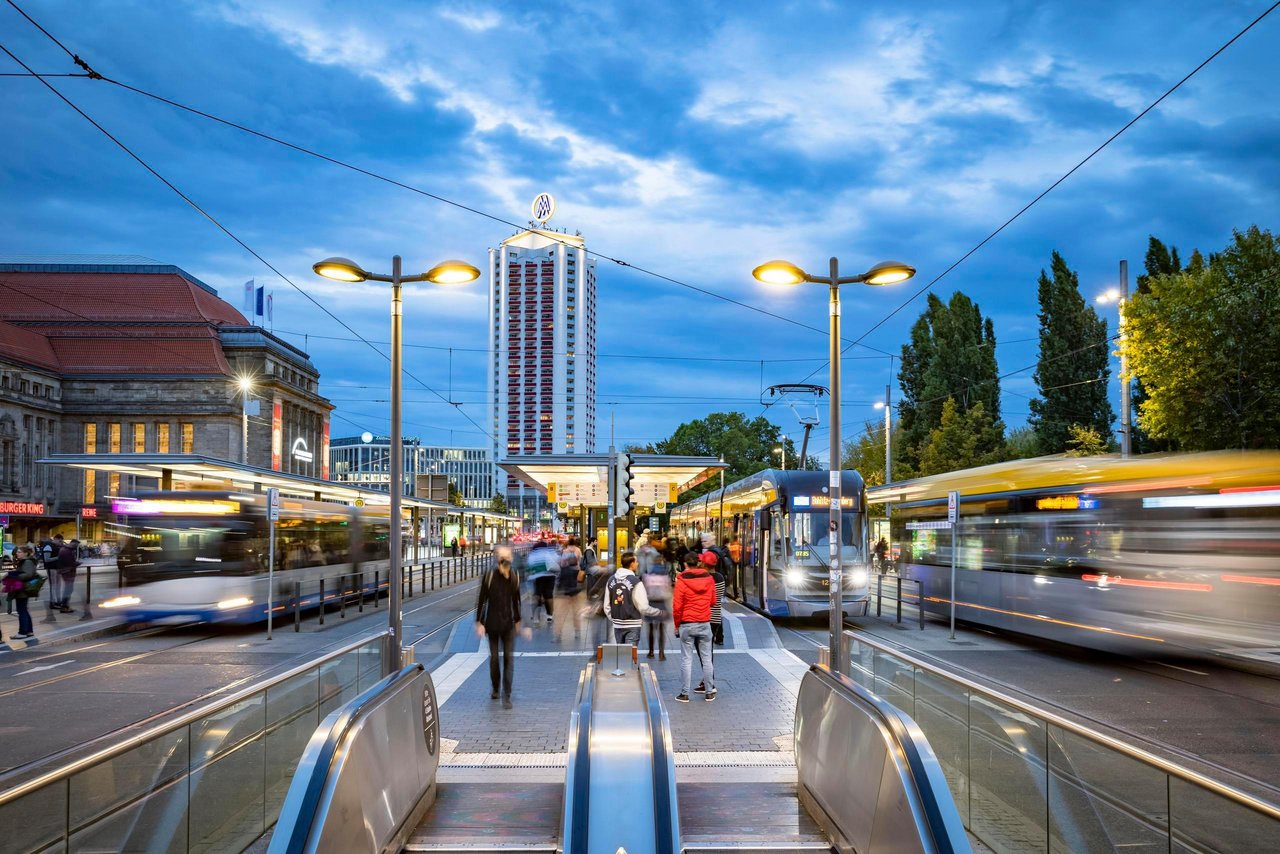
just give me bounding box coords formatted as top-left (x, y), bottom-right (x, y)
top-left (0, 0), bottom-right (899, 357)
top-left (791, 0), bottom-right (1280, 387)
top-left (0, 41), bottom-right (492, 442)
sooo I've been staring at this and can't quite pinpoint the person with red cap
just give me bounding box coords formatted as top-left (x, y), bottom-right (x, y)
top-left (673, 551), bottom-right (716, 702)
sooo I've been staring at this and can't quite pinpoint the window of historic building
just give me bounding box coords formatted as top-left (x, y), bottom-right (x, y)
top-left (181, 423), bottom-right (194, 453)
top-left (84, 423), bottom-right (97, 503)
top-left (158, 423), bottom-right (170, 453)
top-left (133, 423), bottom-right (145, 454)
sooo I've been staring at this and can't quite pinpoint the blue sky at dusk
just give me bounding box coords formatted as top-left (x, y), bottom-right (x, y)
top-left (3, 1), bottom-right (1278, 460)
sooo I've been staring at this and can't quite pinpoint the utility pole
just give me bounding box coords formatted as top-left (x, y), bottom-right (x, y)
top-left (1119, 260), bottom-right (1132, 458)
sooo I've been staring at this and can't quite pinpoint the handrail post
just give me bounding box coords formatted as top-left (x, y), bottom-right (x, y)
top-left (896, 576), bottom-right (902, 624)
top-left (374, 570), bottom-right (380, 608)
top-left (358, 571), bottom-right (364, 612)
top-left (80, 567), bottom-right (94, 621)
top-left (319, 578), bottom-right (326, 626)
top-left (293, 582), bottom-right (301, 632)
top-left (876, 573), bottom-right (882, 618)
top-left (917, 579), bottom-right (924, 630)
top-left (340, 575), bottom-right (346, 619)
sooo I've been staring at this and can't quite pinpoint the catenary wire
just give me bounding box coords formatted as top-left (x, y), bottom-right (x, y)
top-left (0, 41), bottom-right (493, 441)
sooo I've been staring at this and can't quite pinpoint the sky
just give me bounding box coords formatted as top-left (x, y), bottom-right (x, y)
top-left (3, 0), bottom-right (1278, 465)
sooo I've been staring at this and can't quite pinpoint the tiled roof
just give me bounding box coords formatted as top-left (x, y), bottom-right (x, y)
top-left (0, 272), bottom-right (247, 326)
top-left (46, 334), bottom-right (230, 375)
top-left (0, 319), bottom-right (60, 371)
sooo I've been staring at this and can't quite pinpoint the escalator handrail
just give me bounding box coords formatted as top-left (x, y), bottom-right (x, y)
top-left (808, 663), bottom-right (968, 854)
top-left (269, 663), bottom-right (424, 854)
top-left (640, 664), bottom-right (681, 854)
top-left (562, 662), bottom-right (595, 854)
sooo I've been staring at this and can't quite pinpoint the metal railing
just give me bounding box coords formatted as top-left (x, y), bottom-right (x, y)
top-left (843, 629), bottom-right (1280, 853)
top-left (0, 630), bottom-right (393, 853)
top-left (871, 571), bottom-right (924, 629)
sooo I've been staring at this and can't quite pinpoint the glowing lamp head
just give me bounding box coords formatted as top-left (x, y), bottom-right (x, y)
top-left (874, 401), bottom-right (887, 410)
top-left (425, 260), bottom-right (480, 285)
top-left (312, 257), bottom-right (369, 282)
top-left (1096, 288), bottom-right (1121, 305)
top-left (862, 260), bottom-right (916, 286)
top-left (752, 260), bottom-right (808, 286)
top-left (237, 376), bottom-right (253, 393)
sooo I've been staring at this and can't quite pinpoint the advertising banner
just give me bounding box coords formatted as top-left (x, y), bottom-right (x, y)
top-left (271, 397), bottom-right (283, 471)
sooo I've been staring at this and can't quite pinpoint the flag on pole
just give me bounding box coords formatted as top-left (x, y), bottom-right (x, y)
top-left (267, 292), bottom-right (273, 323)
top-left (243, 279), bottom-right (254, 313)
top-left (255, 286), bottom-right (265, 318)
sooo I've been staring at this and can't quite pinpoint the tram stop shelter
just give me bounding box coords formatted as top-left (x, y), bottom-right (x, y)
top-left (36, 452), bottom-right (498, 555)
top-left (500, 453), bottom-right (724, 550)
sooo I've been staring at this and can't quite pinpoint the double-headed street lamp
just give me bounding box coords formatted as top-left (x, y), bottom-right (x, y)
top-left (314, 254), bottom-right (479, 668)
top-left (773, 444), bottom-right (787, 470)
top-left (753, 257), bottom-right (914, 675)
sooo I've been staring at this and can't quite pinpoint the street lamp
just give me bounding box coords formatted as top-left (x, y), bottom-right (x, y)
top-left (314, 253), bottom-right (479, 669)
top-left (753, 256), bottom-right (914, 675)
top-left (773, 444), bottom-right (787, 470)
top-left (874, 393), bottom-right (892, 559)
top-left (1095, 260), bottom-right (1131, 457)
top-left (235, 376), bottom-right (254, 465)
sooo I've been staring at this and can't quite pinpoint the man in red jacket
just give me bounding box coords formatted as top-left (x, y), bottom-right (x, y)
top-left (672, 551), bottom-right (716, 702)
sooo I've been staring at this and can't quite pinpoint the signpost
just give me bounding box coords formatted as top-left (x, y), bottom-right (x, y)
top-left (947, 490), bottom-right (959, 640)
top-left (267, 488), bottom-right (279, 640)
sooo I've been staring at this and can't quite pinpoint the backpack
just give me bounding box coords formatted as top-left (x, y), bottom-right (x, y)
top-left (558, 551), bottom-right (582, 594)
top-left (607, 573), bottom-right (641, 622)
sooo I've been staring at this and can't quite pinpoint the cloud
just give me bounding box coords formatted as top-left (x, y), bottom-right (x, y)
top-left (438, 5), bottom-right (502, 32)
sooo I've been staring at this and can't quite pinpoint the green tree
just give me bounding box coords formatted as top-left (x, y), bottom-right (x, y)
top-left (447, 484), bottom-right (465, 506)
top-left (1131, 237), bottom-right (1182, 453)
top-left (917, 399), bottom-right (1002, 476)
top-left (1004, 425), bottom-right (1039, 460)
top-left (1064, 424), bottom-right (1109, 457)
top-left (489, 493), bottom-right (509, 514)
top-left (898, 291), bottom-right (1004, 473)
top-left (841, 420), bottom-right (889, 517)
top-left (656, 411), bottom-right (794, 497)
top-left (1125, 226), bottom-right (1280, 450)
top-left (1030, 251), bottom-right (1115, 453)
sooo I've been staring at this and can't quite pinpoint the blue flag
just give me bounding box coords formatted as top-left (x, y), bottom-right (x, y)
top-left (255, 286), bottom-right (264, 317)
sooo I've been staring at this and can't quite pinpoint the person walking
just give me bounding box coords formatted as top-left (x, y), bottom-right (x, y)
top-left (56, 538), bottom-right (80, 613)
top-left (42, 535), bottom-right (63, 612)
top-left (9, 546), bottom-right (41, 640)
top-left (527, 540), bottom-right (559, 626)
top-left (672, 551), bottom-right (716, 702)
top-left (604, 552), bottom-right (660, 646)
top-left (641, 545), bottom-right (671, 660)
top-left (450, 537), bottom-right (459, 557)
top-left (701, 551), bottom-right (727, 647)
top-left (475, 553), bottom-right (525, 709)
top-left (555, 537), bottom-right (586, 642)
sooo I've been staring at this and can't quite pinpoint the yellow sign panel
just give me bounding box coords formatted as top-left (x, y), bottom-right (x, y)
top-left (668, 483), bottom-right (678, 502)
top-left (547, 482), bottom-right (557, 503)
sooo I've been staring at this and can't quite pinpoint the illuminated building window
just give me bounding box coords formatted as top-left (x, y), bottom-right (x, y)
top-left (133, 423), bottom-right (145, 453)
top-left (158, 423), bottom-right (170, 453)
top-left (181, 423), bottom-right (194, 453)
top-left (108, 423), bottom-right (121, 454)
top-left (83, 423), bottom-right (96, 503)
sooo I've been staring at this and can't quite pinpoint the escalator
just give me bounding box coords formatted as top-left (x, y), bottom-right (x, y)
top-left (269, 645), bottom-right (967, 853)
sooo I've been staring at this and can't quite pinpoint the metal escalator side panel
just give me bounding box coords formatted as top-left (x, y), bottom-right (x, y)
top-left (640, 664), bottom-right (681, 854)
top-left (268, 664), bottom-right (439, 854)
top-left (585, 661), bottom-right (660, 854)
top-left (795, 666), bottom-right (970, 854)
top-left (562, 662), bottom-right (595, 854)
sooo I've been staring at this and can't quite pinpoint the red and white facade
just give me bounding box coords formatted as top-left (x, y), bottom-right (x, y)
top-left (487, 228), bottom-right (597, 496)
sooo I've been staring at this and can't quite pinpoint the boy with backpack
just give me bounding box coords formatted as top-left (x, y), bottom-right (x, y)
top-left (604, 552), bottom-right (661, 646)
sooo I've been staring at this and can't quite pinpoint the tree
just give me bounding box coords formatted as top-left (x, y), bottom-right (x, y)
top-left (1029, 251), bottom-right (1115, 453)
top-left (898, 291), bottom-right (1004, 473)
top-left (447, 484), bottom-right (465, 506)
top-left (1004, 425), bottom-right (1039, 460)
top-left (656, 411), bottom-right (794, 497)
top-left (1064, 425), bottom-right (1109, 457)
top-left (917, 400), bottom-right (1002, 476)
top-left (842, 420), bottom-right (889, 517)
top-left (1125, 226), bottom-right (1280, 450)
top-left (1131, 237), bottom-right (1182, 453)
top-left (490, 493), bottom-right (509, 514)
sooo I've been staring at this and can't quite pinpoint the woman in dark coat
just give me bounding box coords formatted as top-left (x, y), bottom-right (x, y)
top-left (10, 546), bottom-right (40, 639)
top-left (475, 553), bottom-right (524, 708)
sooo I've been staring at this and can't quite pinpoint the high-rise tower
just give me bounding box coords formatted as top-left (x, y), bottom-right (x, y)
top-left (487, 195), bottom-right (597, 503)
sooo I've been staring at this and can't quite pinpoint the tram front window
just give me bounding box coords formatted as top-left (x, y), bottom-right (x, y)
top-left (119, 518), bottom-right (258, 580)
top-left (791, 512), bottom-right (860, 553)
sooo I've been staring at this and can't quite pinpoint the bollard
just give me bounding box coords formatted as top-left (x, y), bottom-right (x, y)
top-left (319, 578), bottom-right (326, 626)
top-left (293, 582), bottom-right (301, 633)
top-left (408, 564), bottom-right (414, 598)
top-left (358, 571), bottom-right (364, 612)
top-left (373, 570), bottom-right (380, 608)
top-left (917, 579), bottom-right (924, 630)
top-left (80, 568), bottom-right (94, 621)
top-left (430, 561), bottom-right (435, 591)
top-left (876, 574), bottom-right (883, 618)
top-left (896, 576), bottom-right (903, 624)
top-left (340, 575), bottom-right (347, 619)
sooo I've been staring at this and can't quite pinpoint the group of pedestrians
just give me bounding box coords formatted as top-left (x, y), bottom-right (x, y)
top-left (2, 533), bottom-right (82, 643)
top-left (474, 531), bottom-right (735, 709)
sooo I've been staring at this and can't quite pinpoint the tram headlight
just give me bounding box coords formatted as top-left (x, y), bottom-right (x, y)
top-left (848, 568), bottom-right (869, 588)
top-left (102, 595), bottom-right (141, 608)
top-left (785, 569), bottom-right (805, 588)
top-left (216, 596), bottom-right (253, 610)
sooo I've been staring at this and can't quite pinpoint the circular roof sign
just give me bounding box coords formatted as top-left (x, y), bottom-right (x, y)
top-left (531, 192), bottom-right (556, 224)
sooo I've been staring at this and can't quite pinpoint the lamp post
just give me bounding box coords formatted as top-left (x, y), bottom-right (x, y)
top-left (754, 257), bottom-right (914, 675)
top-left (315, 254), bottom-right (479, 670)
top-left (1096, 260), bottom-right (1131, 457)
top-left (874, 390), bottom-right (892, 545)
top-left (236, 376), bottom-right (253, 465)
top-left (773, 444), bottom-right (787, 470)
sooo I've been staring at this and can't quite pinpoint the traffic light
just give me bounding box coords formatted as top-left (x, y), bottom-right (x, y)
top-left (615, 452), bottom-right (635, 517)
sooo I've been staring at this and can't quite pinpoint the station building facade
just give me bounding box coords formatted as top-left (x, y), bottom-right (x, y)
top-left (0, 256), bottom-right (332, 543)
top-left (487, 221), bottom-right (598, 526)
top-left (328, 435), bottom-right (494, 509)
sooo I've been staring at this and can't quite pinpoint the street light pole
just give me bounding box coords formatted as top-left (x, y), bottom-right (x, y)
top-left (389, 255), bottom-right (404, 666)
top-left (753, 256), bottom-right (914, 677)
top-left (1119, 260), bottom-right (1132, 458)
